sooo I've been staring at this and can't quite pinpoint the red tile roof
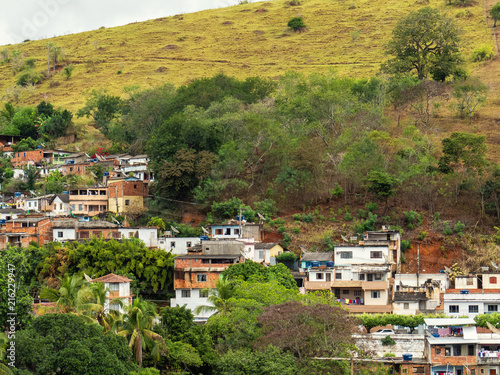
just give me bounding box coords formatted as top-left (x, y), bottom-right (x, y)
top-left (91, 273), bottom-right (132, 283)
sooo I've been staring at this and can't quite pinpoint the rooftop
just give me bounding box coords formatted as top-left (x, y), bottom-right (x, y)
top-left (301, 252), bottom-right (334, 262)
top-left (91, 273), bottom-right (132, 283)
top-left (255, 242), bottom-right (279, 249)
top-left (424, 317), bottom-right (476, 327)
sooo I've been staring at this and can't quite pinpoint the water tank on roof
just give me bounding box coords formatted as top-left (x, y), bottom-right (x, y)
top-left (311, 261), bottom-right (320, 268)
top-left (14, 192), bottom-right (21, 197)
top-left (103, 172), bottom-right (109, 176)
top-left (68, 160), bottom-right (74, 164)
top-left (402, 354), bottom-right (413, 361)
top-left (0, 220), bottom-right (6, 225)
top-left (326, 261), bottom-right (334, 268)
top-left (62, 191), bottom-right (69, 195)
top-left (236, 215), bottom-right (245, 221)
top-left (460, 290), bottom-right (469, 294)
top-left (36, 145), bottom-right (41, 149)
top-left (200, 236), bottom-right (209, 241)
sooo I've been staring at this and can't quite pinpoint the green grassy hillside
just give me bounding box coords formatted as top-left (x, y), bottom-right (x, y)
top-left (0, 0), bottom-right (493, 115)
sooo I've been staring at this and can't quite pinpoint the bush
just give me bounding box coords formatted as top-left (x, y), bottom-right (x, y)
top-left (401, 240), bottom-right (412, 252)
top-left (253, 198), bottom-right (278, 218)
top-left (17, 69), bottom-right (42, 86)
top-left (292, 228), bottom-right (300, 234)
top-left (418, 231), bottom-right (427, 241)
top-left (276, 252), bottom-right (297, 262)
top-left (384, 353), bottom-right (396, 357)
top-left (288, 17), bottom-right (306, 32)
top-left (365, 202), bottom-right (378, 212)
top-left (330, 183), bottom-right (344, 198)
top-left (277, 226), bottom-right (287, 234)
top-left (443, 222), bottom-right (453, 236)
top-left (454, 221), bottom-right (465, 234)
top-left (292, 214), bottom-right (302, 221)
top-left (282, 233), bottom-right (292, 248)
top-left (471, 45), bottom-right (494, 62)
top-left (381, 335), bottom-right (396, 346)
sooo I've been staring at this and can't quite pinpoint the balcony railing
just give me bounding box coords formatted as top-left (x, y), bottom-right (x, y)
top-left (478, 354), bottom-right (500, 365)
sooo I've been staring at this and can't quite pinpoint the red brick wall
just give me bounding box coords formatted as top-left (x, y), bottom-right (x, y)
top-left (11, 150), bottom-right (45, 167)
top-left (174, 258), bottom-right (233, 289)
top-left (430, 345), bottom-right (477, 366)
top-left (108, 181), bottom-right (148, 198)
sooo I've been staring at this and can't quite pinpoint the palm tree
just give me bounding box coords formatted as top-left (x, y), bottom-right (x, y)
top-left (195, 275), bottom-right (236, 316)
top-left (79, 281), bottom-right (122, 331)
top-left (40, 274), bottom-right (91, 314)
top-left (117, 297), bottom-right (166, 368)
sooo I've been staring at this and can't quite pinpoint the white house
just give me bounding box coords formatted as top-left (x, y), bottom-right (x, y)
top-left (209, 223), bottom-right (262, 241)
top-left (118, 227), bottom-right (158, 247)
top-left (90, 273), bottom-right (132, 314)
top-left (158, 237), bottom-right (201, 255)
top-left (0, 208), bottom-right (24, 222)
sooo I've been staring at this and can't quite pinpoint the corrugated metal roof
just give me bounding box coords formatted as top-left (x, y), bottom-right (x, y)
top-left (424, 318), bottom-right (476, 326)
top-left (301, 252), bottom-right (334, 261)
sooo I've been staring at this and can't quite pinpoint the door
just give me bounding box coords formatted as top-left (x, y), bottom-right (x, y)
top-left (489, 369), bottom-right (496, 375)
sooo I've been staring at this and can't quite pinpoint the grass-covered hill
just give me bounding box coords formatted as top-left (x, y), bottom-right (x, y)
top-left (0, 0), bottom-right (494, 115)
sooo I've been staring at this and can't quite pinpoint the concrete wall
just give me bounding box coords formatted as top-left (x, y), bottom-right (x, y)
top-left (355, 334), bottom-right (425, 358)
top-left (334, 246), bottom-right (390, 266)
top-left (393, 301), bottom-right (420, 315)
top-left (53, 228), bottom-right (76, 242)
top-left (158, 237), bottom-right (201, 254)
top-left (171, 288), bottom-right (212, 321)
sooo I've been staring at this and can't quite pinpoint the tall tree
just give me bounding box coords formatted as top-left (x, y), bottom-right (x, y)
top-left (383, 7), bottom-right (462, 80)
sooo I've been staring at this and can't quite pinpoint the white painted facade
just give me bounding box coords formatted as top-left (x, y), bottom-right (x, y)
top-left (393, 300), bottom-right (420, 315)
top-left (444, 293), bottom-right (500, 317)
top-left (53, 227), bottom-right (76, 242)
top-left (395, 273), bottom-right (450, 292)
top-left (118, 227), bottom-right (158, 247)
top-left (158, 237), bottom-right (201, 255)
top-left (170, 288), bottom-right (212, 322)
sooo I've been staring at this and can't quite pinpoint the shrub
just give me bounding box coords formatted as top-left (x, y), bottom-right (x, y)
top-left (471, 45), bottom-right (494, 62)
top-left (63, 64), bottom-right (74, 79)
top-left (418, 231), bottom-right (427, 241)
top-left (292, 214), bottom-right (302, 221)
top-left (253, 199), bottom-right (278, 218)
top-left (16, 69), bottom-right (42, 86)
top-left (443, 222), bottom-right (453, 236)
top-left (454, 221), bottom-right (465, 234)
top-left (330, 183), bottom-right (344, 198)
top-left (302, 213), bottom-right (314, 223)
top-left (381, 336), bottom-right (396, 346)
top-left (357, 209), bottom-right (367, 219)
top-left (288, 17), bottom-right (306, 32)
top-left (282, 233), bottom-right (292, 248)
top-left (365, 202), bottom-right (378, 212)
top-left (292, 228), bottom-right (300, 234)
top-left (384, 353), bottom-right (396, 357)
top-left (276, 252), bottom-right (297, 262)
top-left (401, 240), bottom-right (412, 252)
top-left (277, 226), bottom-right (287, 234)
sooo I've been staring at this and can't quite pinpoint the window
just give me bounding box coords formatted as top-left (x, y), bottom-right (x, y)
top-left (435, 348), bottom-right (441, 355)
top-left (404, 303), bottom-right (410, 309)
top-left (99, 190), bottom-right (107, 195)
top-left (412, 368), bottom-right (425, 374)
top-left (375, 274), bottom-right (382, 281)
top-left (215, 229), bottom-right (223, 235)
top-left (28, 202), bottom-right (31, 208)
top-left (359, 274), bottom-right (365, 281)
top-left (187, 241), bottom-right (192, 248)
top-left (225, 228), bottom-right (231, 235)
top-left (21, 222), bottom-right (28, 228)
top-left (468, 345), bottom-right (474, 356)
top-left (199, 290), bottom-right (208, 298)
top-left (371, 291), bottom-right (380, 299)
top-left (197, 274), bottom-right (207, 282)
top-left (488, 304), bottom-right (498, 312)
top-left (170, 241), bottom-right (176, 248)
top-left (454, 345), bottom-right (461, 356)
top-left (258, 250), bottom-right (264, 260)
top-left (70, 204), bottom-right (75, 210)
top-left (134, 184), bottom-right (137, 189)
top-left (367, 274), bottom-right (373, 281)
top-left (78, 204), bottom-right (83, 211)
top-left (335, 273), bottom-right (342, 280)
top-left (467, 278), bottom-right (474, 285)
top-left (343, 289), bottom-right (349, 295)
top-left (109, 283), bottom-right (119, 292)
top-left (70, 167), bottom-right (73, 172)
top-left (58, 231), bottom-right (63, 238)
top-left (449, 305), bottom-right (459, 313)
top-left (316, 273), bottom-right (324, 280)
top-left (340, 252), bottom-right (352, 259)
top-left (354, 290), bottom-right (362, 297)
top-left (491, 277), bottom-right (498, 284)
top-left (469, 305), bottom-right (479, 313)
top-left (234, 228), bottom-right (240, 235)
top-left (181, 290), bottom-right (191, 298)
top-left (80, 231), bottom-right (89, 239)
top-left (370, 251), bottom-right (382, 259)
top-left (125, 199), bottom-right (130, 206)
top-left (445, 348), bottom-right (451, 356)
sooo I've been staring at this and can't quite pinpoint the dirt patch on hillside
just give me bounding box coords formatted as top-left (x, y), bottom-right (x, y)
top-left (401, 238), bottom-right (463, 274)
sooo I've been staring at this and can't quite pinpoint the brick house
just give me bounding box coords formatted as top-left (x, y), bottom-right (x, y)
top-left (90, 273), bottom-right (133, 314)
top-left (69, 187), bottom-right (108, 216)
top-left (171, 252), bottom-right (243, 322)
top-left (107, 177), bottom-right (148, 215)
top-left (0, 216), bottom-right (52, 249)
top-left (11, 149), bottom-right (53, 168)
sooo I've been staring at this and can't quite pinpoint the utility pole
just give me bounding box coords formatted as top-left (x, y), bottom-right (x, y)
top-left (417, 243), bottom-right (420, 287)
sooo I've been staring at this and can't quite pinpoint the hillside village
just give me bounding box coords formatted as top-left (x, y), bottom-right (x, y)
top-left (4, 0), bottom-right (500, 374)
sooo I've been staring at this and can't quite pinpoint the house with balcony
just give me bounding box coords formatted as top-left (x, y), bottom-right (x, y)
top-left (0, 216), bottom-right (52, 249)
top-left (171, 247), bottom-right (243, 322)
top-left (69, 187), bottom-right (108, 216)
top-left (301, 252), bottom-right (335, 291)
top-left (425, 317), bottom-right (500, 375)
top-left (90, 273), bottom-right (132, 314)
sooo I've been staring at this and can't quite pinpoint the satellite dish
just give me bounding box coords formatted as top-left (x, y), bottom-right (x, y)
top-left (444, 266), bottom-right (452, 273)
top-left (487, 321), bottom-right (500, 335)
top-left (257, 212), bottom-right (266, 221)
top-left (84, 273), bottom-right (92, 282)
top-left (170, 225), bottom-right (179, 234)
top-left (491, 261), bottom-right (499, 270)
top-left (341, 235), bottom-right (348, 242)
top-left (201, 226), bottom-right (209, 235)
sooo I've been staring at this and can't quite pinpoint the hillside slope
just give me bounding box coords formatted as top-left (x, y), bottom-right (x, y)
top-left (0, 0), bottom-right (494, 116)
